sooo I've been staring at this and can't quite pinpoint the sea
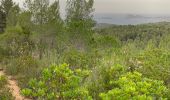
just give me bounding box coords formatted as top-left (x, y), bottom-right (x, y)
top-left (94, 13), bottom-right (170, 25)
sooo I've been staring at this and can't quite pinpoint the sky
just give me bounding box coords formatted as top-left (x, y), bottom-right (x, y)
top-left (13, 0), bottom-right (170, 15)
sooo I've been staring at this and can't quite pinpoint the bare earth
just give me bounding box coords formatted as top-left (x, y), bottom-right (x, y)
top-left (0, 69), bottom-right (30, 100)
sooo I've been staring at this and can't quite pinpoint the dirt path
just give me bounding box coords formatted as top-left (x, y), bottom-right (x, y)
top-left (0, 69), bottom-right (4, 76)
top-left (0, 69), bottom-right (30, 100)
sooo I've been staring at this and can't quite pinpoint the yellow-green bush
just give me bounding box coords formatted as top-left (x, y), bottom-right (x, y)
top-left (100, 72), bottom-right (168, 100)
top-left (22, 63), bottom-right (92, 100)
top-left (136, 48), bottom-right (170, 85)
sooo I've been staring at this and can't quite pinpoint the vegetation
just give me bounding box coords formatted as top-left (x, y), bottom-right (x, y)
top-left (0, 75), bottom-right (14, 100)
top-left (0, 0), bottom-right (170, 99)
top-left (21, 63), bottom-right (92, 100)
top-left (100, 72), bottom-right (168, 100)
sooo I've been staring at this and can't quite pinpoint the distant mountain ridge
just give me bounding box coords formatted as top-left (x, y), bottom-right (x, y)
top-left (95, 21), bottom-right (170, 29)
top-left (94, 13), bottom-right (170, 25)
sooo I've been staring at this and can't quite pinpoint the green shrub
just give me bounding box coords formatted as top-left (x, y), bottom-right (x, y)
top-left (6, 55), bottom-right (39, 76)
top-left (86, 64), bottom-right (125, 99)
top-left (136, 48), bottom-right (170, 85)
top-left (0, 46), bottom-right (9, 62)
top-left (0, 75), bottom-right (7, 88)
top-left (21, 63), bottom-right (92, 100)
top-left (0, 25), bottom-right (33, 58)
top-left (63, 49), bottom-right (89, 69)
top-left (100, 72), bottom-right (168, 100)
top-left (0, 75), bottom-right (14, 100)
top-left (90, 35), bottom-right (121, 49)
top-left (5, 55), bottom-right (40, 88)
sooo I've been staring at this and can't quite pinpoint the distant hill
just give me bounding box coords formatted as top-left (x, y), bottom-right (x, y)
top-left (95, 23), bottom-right (113, 29)
top-left (95, 22), bottom-right (170, 30)
top-left (94, 13), bottom-right (170, 25)
top-left (126, 14), bottom-right (146, 19)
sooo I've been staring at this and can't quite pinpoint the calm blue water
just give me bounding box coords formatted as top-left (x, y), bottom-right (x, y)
top-left (94, 13), bottom-right (170, 25)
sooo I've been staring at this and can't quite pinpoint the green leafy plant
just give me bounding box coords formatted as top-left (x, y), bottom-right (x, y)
top-left (100, 71), bottom-right (168, 100)
top-left (136, 48), bottom-right (170, 85)
top-left (63, 49), bottom-right (89, 69)
top-left (21, 63), bottom-right (92, 100)
top-left (86, 64), bottom-right (125, 99)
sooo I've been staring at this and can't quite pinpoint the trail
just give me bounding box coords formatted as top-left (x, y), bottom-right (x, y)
top-left (0, 68), bottom-right (30, 100)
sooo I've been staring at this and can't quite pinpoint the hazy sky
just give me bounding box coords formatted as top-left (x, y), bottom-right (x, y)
top-left (95, 0), bottom-right (170, 15)
top-left (13, 0), bottom-right (170, 15)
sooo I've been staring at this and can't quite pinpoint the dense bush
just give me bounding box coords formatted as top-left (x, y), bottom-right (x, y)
top-left (136, 48), bottom-right (170, 85)
top-left (90, 34), bottom-right (121, 49)
top-left (96, 22), bottom-right (169, 42)
top-left (6, 55), bottom-right (39, 76)
top-left (5, 55), bottom-right (40, 88)
top-left (100, 72), bottom-right (168, 100)
top-left (1, 0), bottom-right (170, 99)
top-left (0, 25), bottom-right (33, 58)
top-left (86, 64), bottom-right (126, 99)
top-left (63, 49), bottom-right (90, 69)
top-left (21, 63), bottom-right (92, 100)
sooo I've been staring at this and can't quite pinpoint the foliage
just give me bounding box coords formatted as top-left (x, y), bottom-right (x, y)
top-left (47, 0), bottom-right (62, 24)
top-left (136, 48), bottom-right (170, 85)
top-left (6, 4), bottom-right (20, 27)
top-left (63, 49), bottom-right (90, 69)
top-left (24, 0), bottom-right (49, 24)
top-left (90, 34), bottom-right (121, 49)
top-left (0, 46), bottom-right (9, 62)
top-left (0, 0), bottom-right (14, 15)
top-left (0, 25), bottom-right (33, 58)
top-left (86, 64), bottom-right (125, 99)
top-left (6, 55), bottom-right (38, 76)
top-left (0, 75), bottom-right (7, 88)
top-left (0, 75), bottom-right (14, 100)
top-left (100, 72), bottom-right (168, 100)
top-left (66, 0), bottom-right (95, 49)
top-left (1, 0), bottom-right (170, 99)
top-left (21, 63), bottom-right (92, 100)
top-left (0, 88), bottom-right (14, 100)
top-left (96, 23), bottom-right (169, 42)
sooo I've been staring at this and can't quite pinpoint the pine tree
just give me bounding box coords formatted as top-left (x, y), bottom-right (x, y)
top-left (6, 4), bottom-right (20, 27)
top-left (0, 0), bottom-right (16, 30)
top-left (0, 0), bottom-right (14, 15)
top-left (24, 0), bottom-right (63, 59)
top-left (48, 0), bottom-right (62, 24)
top-left (66, 0), bottom-right (94, 34)
top-left (66, 0), bottom-right (95, 49)
top-left (24, 0), bottom-right (50, 24)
